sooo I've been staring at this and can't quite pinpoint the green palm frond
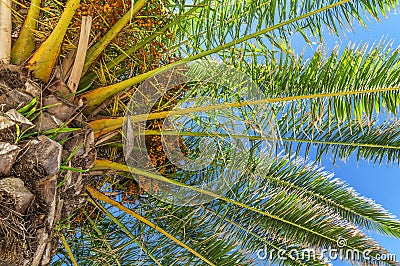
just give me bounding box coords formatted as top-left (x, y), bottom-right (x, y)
top-left (80, 0), bottom-right (400, 108)
top-left (156, 116), bottom-right (400, 238)
top-left (253, 43), bottom-right (400, 118)
top-left (90, 158), bottom-right (399, 265)
top-left (4, 0), bottom-right (400, 264)
top-left (87, 41), bottom-right (400, 138)
top-left (277, 111), bottom-right (400, 164)
top-left (256, 154), bottom-right (400, 238)
top-left (168, 0), bottom-right (396, 55)
top-left (54, 195), bottom-right (251, 265)
top-left (78, 1), bottom-right (208, 89)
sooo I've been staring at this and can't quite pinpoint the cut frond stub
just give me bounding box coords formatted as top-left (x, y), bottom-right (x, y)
top-left (68, 15), bottom-right (92, 94)
top-left (0, 0), bottom-right (12, 64)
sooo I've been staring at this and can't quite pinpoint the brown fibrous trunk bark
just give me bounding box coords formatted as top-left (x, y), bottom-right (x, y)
top-left (0, 64), bottom-right (95, 265)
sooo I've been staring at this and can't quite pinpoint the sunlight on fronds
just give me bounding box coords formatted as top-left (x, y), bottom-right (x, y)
top-left (3, 0), bottom-right (400, 264)
top-left (87, 186), bottom-right (216, 266)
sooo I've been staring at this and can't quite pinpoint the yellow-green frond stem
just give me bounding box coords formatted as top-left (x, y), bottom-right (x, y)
top-left (82, 0), bottom-right (146, 75)
top-left (88, 86), bottom-right (400, 138)
top-left (79, 63), bottom-right (173, 111)
top-left (79, 0), bottom-right (351, 110)
top-left (11, 0), bottom-right (41, 64)
top-left (124, 129), bottom-right (400, 150)
top-left (89, 117), bottom-right (123, 138)
top-left (26, 0), bottom-right (80, 82)
top-left (86, 185), bottom-right (216, 266)
top-left (84, 203), bottom-right (161, 266)
top-left (90, 159), bottom-right (358, 252)
top-left (78, 2), bottom-right (206, 89)
top-left (60, 235), bottom-right (79, 266)
top-left (82, 211), bottom-right (122, 266)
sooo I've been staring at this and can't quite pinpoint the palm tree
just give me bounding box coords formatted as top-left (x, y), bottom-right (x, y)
top-left (0, 0), bottom-right (400, 265)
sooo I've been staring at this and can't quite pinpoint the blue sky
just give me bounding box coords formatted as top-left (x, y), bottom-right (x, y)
top-left (290, 8), bottom-right (400, 57)
top-left (287, 8), bottom-right (400, 266)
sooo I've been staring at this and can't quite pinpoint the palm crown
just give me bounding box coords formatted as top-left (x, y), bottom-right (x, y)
top-left (0, 0), bottom-right (399, 265)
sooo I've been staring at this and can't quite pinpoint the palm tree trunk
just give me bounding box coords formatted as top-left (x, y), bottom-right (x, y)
top-left (0, 64), bottom-right (95, 265)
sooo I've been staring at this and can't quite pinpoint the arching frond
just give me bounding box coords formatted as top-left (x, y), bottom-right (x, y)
top-left (79, 0), bottom-right (400, 109)
top-left (91, 158), bottom-right (399, 265)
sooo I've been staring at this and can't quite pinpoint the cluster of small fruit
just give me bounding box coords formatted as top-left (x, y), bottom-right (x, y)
top-left (74, 0), bottom-right (131, 35)
top-left (144, 84), bottom-right (189, 174)
top-left (71, 0), bottom-right (180, 76)
top-left (131, 39), bottom-right (181, 74)
top-left (116, 1), bottom-right (180, 74)
top-left (71, 0), bottom-right (169, 40)
top-left (109, 84), bottom-right (189, 205)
